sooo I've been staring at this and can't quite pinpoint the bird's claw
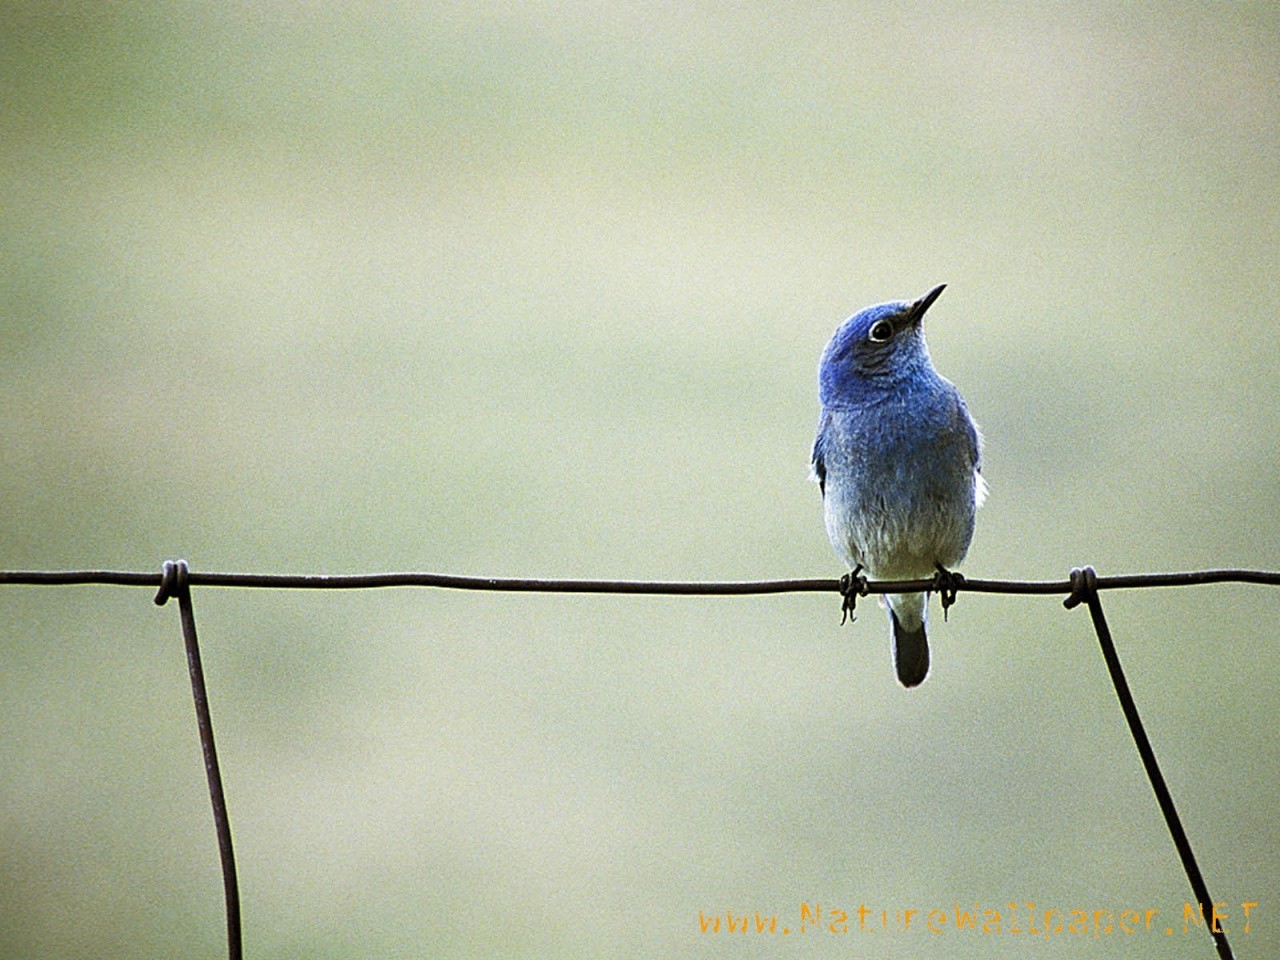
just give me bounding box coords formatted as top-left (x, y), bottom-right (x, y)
top-left (839, 566), bottom-right (867, 624)
top-left (933, 564), bottom-right (965, 621)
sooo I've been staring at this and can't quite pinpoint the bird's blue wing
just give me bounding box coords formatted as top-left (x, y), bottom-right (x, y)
top-left (961, 398), bottom-right (981, 471)
top-left (811, 415), bottom-right (828, 496)
top-left (956, 394), bottom-right (987, 506)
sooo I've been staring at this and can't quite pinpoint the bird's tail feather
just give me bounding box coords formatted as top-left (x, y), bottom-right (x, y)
top-left (889, 608), bottom-right (930, 688)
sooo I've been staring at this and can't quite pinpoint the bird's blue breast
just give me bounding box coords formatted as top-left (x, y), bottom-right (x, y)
top-left (817, 375), bottom-right (978, 577)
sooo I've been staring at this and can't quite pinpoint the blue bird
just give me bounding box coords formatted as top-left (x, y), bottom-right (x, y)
top-left (811, 284), bottom-right (985, 687)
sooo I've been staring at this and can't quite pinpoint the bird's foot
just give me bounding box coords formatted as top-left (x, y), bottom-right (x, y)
top-left (839, 565), bottom-right (868, 625)
top-left (933, 564), bottom-right (965, 621)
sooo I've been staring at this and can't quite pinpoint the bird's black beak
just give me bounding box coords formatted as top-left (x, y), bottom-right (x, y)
top-left (908, 284), bottom-right (946, 325)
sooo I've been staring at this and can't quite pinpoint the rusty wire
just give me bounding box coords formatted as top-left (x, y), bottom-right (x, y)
top-left (8, 561), bottom-right (1274, 960)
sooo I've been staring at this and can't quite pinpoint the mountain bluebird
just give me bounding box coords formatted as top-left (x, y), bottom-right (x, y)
top-left (811, 284), bottom-right (985, 687)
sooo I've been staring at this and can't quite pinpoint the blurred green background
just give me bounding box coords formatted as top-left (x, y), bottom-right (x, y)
top-left (2, 3), bottom-right (1277, 958)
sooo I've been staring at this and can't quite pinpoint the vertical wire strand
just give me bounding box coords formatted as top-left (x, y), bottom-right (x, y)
top-left (1067, 568), bottom-right (1233, 960)
top-left (157, 561), bottom-right (243, 960)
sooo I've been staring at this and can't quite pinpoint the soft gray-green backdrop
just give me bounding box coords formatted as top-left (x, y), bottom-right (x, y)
top-left (3, 3), bottom-right (1277, 958)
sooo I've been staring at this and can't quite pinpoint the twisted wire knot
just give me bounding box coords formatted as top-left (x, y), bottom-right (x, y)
top-left (154, 559), bottom-right (190, 606)
top-left (1063, 565), bottom-right (1098, 610)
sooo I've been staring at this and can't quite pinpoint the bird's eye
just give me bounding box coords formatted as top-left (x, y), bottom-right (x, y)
top-left (868, 320), bottom-right (894, 343)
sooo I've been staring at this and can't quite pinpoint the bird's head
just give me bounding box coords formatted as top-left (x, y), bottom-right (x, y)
top-left (818, 284), bottom-right (946, 407)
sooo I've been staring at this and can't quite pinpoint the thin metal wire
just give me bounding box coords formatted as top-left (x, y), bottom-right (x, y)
top-left (1065, 567), bottom-right (1234, 960)
top-left (4, 566), bottom-right (1280, 593)
top-left (7, 562), bottom-right (1275, 960)
top-left (154, 561), bottom-right (242, 960)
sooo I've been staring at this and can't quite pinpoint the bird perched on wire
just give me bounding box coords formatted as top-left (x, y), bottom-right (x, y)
top-left (811, 284), bottom-right (985, 687)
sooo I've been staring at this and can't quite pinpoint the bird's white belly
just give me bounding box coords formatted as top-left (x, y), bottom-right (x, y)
top-left (823, 473), bottom-right (976, 578)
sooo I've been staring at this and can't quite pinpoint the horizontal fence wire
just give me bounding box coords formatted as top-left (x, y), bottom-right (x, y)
top-left (5, 566), bottom-right (1280, 593)
top-left (7, 562), bottom-right (1276, 960)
